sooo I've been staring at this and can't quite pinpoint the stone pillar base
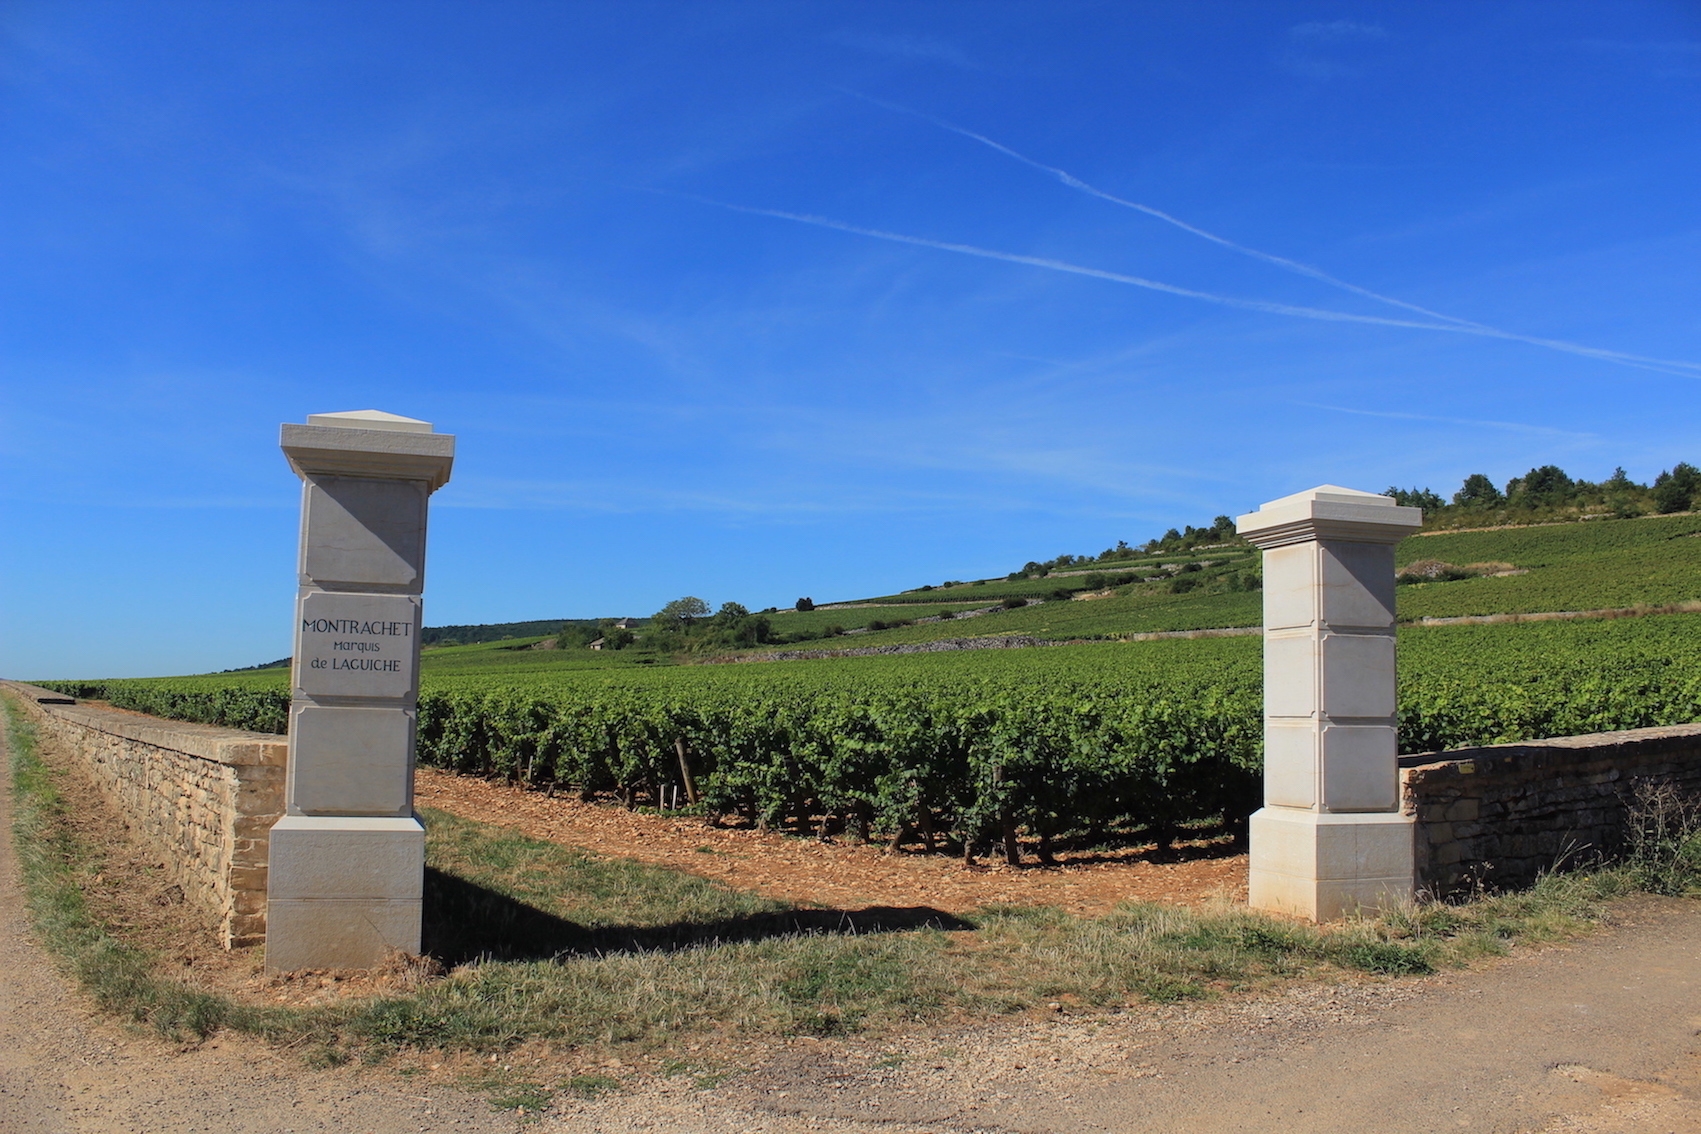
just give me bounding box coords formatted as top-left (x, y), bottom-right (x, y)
top-left (265, 814), bottom-right (425, 970)
top-left (1248, 807), bottom-right (1414, 921)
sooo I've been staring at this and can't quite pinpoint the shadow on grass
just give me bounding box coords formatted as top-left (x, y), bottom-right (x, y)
top-left (422, 867), bottom-right (972, 966)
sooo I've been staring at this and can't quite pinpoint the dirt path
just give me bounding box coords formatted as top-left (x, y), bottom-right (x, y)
top-left (416, 767), bottom-right (1248, 916)
top-left (548, 898), bottom-right (1701, 1133)
top-left (0, 714), bottom-right (518, 1134)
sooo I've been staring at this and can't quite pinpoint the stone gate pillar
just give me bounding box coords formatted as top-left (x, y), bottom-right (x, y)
top-left (1237, 486), bottom-right (1421, 920)
top-left (266, 410), bottom-right (455, 969)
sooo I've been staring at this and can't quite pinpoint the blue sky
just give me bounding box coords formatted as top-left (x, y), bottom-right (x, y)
top-left (2, 1), bottom-right (1698, 678)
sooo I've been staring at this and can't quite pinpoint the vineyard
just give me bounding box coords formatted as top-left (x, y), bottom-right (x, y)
top-left (720, 512), bottom-right (1701, 649)
top-left (41, 613), bottom-right (1701, 861)
top-left (1395, 512), bottom-right (1701, 619)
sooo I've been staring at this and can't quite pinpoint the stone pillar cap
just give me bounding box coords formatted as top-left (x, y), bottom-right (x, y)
top-left (1237, 484), bottom-right (1421, 548)
top-left (281, 412), bottom-right (455, 491)
top-left (307, 409), bottom-right (434, 434)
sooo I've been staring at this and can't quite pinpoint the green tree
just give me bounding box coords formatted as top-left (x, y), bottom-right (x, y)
top-left (1653, 463), bottom-right (1699, 514)
top-left (652, 596), bottom-right (710, 633)
top-left (1386, 486), bottom-right (1445, 511)
top-left (1453, 473), bottom-right (1503, 507)
top-left (795, 597), bottom-right (814, 612)
top-left (1507, 465), bottom-right (1574, 506)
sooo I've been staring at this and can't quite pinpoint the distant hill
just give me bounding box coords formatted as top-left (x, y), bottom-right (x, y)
top-left (211, 499), bottom-right (1701, 677)
top-left (400, 460), bottom-right (1699, 663)
top-left (419, 618), bottom-right (609, 647)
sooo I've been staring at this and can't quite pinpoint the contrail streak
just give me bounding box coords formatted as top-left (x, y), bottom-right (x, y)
top-left (698, 197), bottom-right (1464, 331)
top-left (690, 193), bottom-right (1701, 376)
top-left (1298, 402), bottom-right (1596, 438)
top-left (840, 90), bottom-right (1701, 377)
top-left (842, 90), bottom-right (1475, 327)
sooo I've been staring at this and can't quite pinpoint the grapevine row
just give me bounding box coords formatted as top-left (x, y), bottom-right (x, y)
top-left (38, 616), bottom-right (1701, 857)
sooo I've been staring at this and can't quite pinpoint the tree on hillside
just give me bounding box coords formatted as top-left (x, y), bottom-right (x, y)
top-left (1386, 486), bottom-right (1445, 511)
top-left (1507, 465), bottom-right (1574, 506)
top-left (653, 596), bottom-right (710, 633)
top-left (1453, 473), bottom-right (1503, 507)
top-left (1654, 463), bottom-right (1700, 514)
top-left (795, 596), bottom-right (814, 611)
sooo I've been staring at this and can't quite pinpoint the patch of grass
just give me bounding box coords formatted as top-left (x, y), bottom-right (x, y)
top-left (659, 1058), bottom-right (735, 1089)
top-left (561, 1074), bottom-right (620, 1099)
top-left (423, 805), bottom-right (783, 935)
top-left (305, 1044), bottom-right (351, 1069)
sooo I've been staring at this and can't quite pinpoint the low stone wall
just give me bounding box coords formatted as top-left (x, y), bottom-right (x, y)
top-left (3, 682), bottom-right (285, 948)
top-left (1401, 723), bottom-right (1701, 897)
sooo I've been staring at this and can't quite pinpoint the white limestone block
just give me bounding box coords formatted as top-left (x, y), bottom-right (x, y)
top-left (280, 421), bottom-right (455, 491)
top-left (267, 814), bottom-right (425, 900)
top-left (1264, 631), bottom-right (1317, 718)
top-left (1260, 542), bottom-right (1316, 631)
top-left (1263, 723), bottom-right (1317, 809)
top-left (1247, 807), bottom-right (1415, 921)
top-left (1318, 632), bottom-right (1397, 719)
top-left (265, 899), bottom-right (422, 971)
top-left (293, 591), bottom-right (419, 700)
top-left (307, 409), bottom-right (433, 433)
top-left (1319, 542), bottom-right (1397, 627)
top-left (299, 476), bottom-right (428, 588)
top-left (288, 705), bottom-right (414, 815)
top-left (1319, 725), bottom-right (1400, 811)
top-left (1237, 485), bottom-right (1422, 548)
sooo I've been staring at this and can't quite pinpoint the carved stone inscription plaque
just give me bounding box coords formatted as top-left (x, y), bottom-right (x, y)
top-left (294, 591), bottom-right (419, 699)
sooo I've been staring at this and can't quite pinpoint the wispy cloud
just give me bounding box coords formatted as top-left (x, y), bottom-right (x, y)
top-left (683, 192), bottom-right (1701, 378)
top-left (1568, 39), bottom-right (1701, 56)
top-left (1563, 38), bottom-right (1701, 78)
top-left (838, 89), bottom-right (1475, 327)
top-left (1289, 21), bottom-right (1388, 43)
top-left (828, 30), bottom-right (974, 69)
top-left (683, 193), bottom-right (1465, 330)
top-left (831, 93), bottom-right (1701, 379)
top-left (1298, 402), bottom-right (1597, 439)
top-left (1280, 19), bottom-right (1389, 79)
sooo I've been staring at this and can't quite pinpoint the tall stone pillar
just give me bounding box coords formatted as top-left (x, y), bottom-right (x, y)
top-left (1236, 486), bottom-right (1421, 921)
top-left (266, 410), bottom-right (454, 970)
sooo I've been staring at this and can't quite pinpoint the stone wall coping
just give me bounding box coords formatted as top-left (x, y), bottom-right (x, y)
top-left (1237, 484), bottom-right (1422, 549)
top-left (0, 681), bottom-right (286, 768)
top-left (1400, 722), bottom-right (1701, 782)
top-left (280, 422), bottom-right (455, 490)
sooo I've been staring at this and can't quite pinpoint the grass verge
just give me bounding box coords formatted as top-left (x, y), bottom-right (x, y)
top-left (5, 689), bottom-right (1699, 1104)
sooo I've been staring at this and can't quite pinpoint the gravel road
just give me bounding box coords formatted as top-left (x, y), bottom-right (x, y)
top-left (550, 899), bottom-right (1701, 1133)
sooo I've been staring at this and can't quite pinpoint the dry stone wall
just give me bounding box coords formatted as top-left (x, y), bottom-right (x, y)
top-left (1401, 722), bottom-right (1701, 897)
top-left (4, 682), bottom-right (285, 948)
